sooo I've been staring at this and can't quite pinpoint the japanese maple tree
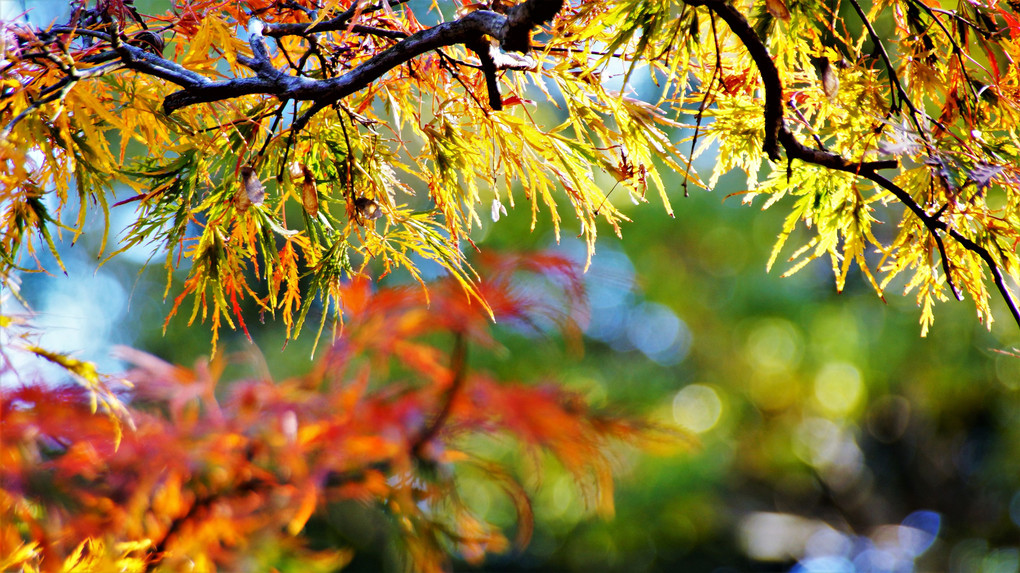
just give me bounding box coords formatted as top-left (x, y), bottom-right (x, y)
top-left (2, 0), bottom-right (1020, 569)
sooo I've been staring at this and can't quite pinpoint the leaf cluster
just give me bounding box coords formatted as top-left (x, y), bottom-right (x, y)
top-left (682, 0), bottom-right (1020, 332)
top-left (0, 0), bottom-right (690, 349)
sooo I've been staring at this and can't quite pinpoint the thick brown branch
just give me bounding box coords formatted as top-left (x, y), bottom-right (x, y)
top-left (778, 130), bottom-right (899, 173)
top-left (470, 40), bottom-right (504, 110)
top-left (161, 1), bottom-right (562, 115)
top-left (350, 24), bottom-right (410, 40)
top-left (502, 0), bottom-right (564, 52)
top-left (161, 76), bottom-right (293, 114)
top-left (685, 0), bottom-right (897, 172)
top-left (36, 2), bottom-right (561, 117)
top-left (299, 10), bottom-right (505, 103)
top-left (114, 42), bottom-right (209, 88)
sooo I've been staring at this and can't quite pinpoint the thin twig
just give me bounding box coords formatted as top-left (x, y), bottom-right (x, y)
top-left (253, 100), bottom-right (291, 166)
top-left (436, 49), bottom-right (488, 111)
top-left (684, 10), bottom-right (726, 196)
top-left (337, 109), bottom-right (357, 199)
top-left (146, 477), bottom-right (268, 571)
top-left (262, 0), bottom-right (414, 38)
top-left (411, 332), bottom-right (467, 460)
top-left (902, 0), bottom-right (981, 103)
top-left (788, 96), bottom-right (826, 150)
top-left (843, 0), bottom-right (899, 113)
top-left (864, 170), bottom-right (1020, 324)
top-left (2, 59), bottom-right (120, 138)
top-left (932, 230), bottom-right (964, 300)
top-left (845, 0), bottom-right (942, 166)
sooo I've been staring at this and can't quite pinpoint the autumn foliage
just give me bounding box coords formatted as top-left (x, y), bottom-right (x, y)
top-left (3, 0), bottom-right (1020, 569)
top-left (3, 0), bottom-right (1020, 350)
top-left (0, 253), bottom-right (668, 572)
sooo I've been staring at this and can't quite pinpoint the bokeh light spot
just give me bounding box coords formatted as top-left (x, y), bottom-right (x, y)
top-left (673, 384), bottom-right (722, 433)
top-left (793, 418), bottom-right (864, 490)
top-left (1010, 491), bottom-right (1020, 528)
top-left (746, 319), bottom-right (803, 374)
top-left (739, 512), bottom-right (820, 561)
top-left (792, 556), bottom-right (855, 573)
top-left (626, 302), bottom-right (691, 365)
top-left (866, 395), bottom-right (912, 443)
top-left (899, 510), bottom-right (940, 557)
top-left (813, 362), bottom-right (864, 417)
top-left (804, 527), bottom-right (852, 560)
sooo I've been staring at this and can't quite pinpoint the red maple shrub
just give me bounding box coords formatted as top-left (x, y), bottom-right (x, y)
top-left (1, 252), bottom-right (672, 572)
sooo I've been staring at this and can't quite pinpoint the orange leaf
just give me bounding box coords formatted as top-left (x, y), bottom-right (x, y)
top-left (287, 486), bottom-right (318, 535)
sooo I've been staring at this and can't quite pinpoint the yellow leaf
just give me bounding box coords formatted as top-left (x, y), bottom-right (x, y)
top-left (114, 539), bottom-right (153, 554)
top-left (62, 538), bottom-right (101, 572)
top-left (0, 542), bottom-right (41, 570)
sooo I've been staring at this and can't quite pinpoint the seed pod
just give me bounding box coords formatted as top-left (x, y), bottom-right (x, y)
top-left (766, 0), bottom-right (791, 21)
top-left (354, 196), bottom-right (382, 225)
top-left (820, 58), bottom-right (839, 101)
top-left (300, 164), bottom-right (318, 217)
top-left (236, 166), bottom-right (265, 212)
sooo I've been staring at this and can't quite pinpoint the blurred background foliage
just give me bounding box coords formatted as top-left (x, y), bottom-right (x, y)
top-left (4, 1), bottom-right (1020, 572)
top-left (13, 165), bottom-right (1020, 572)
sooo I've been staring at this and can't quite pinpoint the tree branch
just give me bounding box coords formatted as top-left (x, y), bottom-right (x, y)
top-left (470, 40), bottom-right (503, 110)
top-left (868, 172), bottom-right (1020, 325)
top-left (843, 0), bottom-right (901, 114)
top-left (501, 0), bottom-right (564, 52)
top-left (932, 229), bottom-right (964, 301)
top-left (146, 476), bottom-right (267, 571)
top-left (159, 1), bottom-right (562, 116)
top-left (114, 41), bottom-right (209, 88)
top-left (411, 332), bottom-right (467, 460)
